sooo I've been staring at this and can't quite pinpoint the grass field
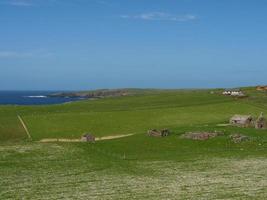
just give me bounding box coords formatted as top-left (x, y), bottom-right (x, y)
top-left (1, 88), bottom-right (267, 199)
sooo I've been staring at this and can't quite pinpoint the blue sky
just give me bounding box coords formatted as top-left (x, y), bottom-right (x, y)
top-left (0, 0), bottom-right (266, 90)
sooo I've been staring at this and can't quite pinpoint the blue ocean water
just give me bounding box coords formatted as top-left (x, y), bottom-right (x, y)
top-left (0, 91), bottom-right (83, 105)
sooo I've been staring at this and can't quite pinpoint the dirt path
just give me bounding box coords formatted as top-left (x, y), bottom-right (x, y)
top-left (95, 134), bottom-right (134, 141)
top-left (216, 123), bottom-right (231, 127)
top-left (39, 133), bottom-right (135, 143)
top-left (17, 115), bottom-right (32, 140)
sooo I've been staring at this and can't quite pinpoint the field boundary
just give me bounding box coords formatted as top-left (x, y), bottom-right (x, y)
top-left (17, 115), bottom-right (32, 140)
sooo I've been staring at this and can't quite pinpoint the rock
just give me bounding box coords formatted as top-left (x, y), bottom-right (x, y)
top-left (181, 131), bottom-right (224, 141)
top-left (229, 134), bottom-right (249, 143)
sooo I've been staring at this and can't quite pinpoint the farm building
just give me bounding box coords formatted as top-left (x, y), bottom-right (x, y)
top-left (222, 89), bottom-right (245, 97)
top-left (255, 113), bottom-right (267, 129)
top-left (230, 115), bottom-right (253, 127)
top-left (256, 86), bottom-right (267, 91)
top-left (147, 129), bottom-right (170, 137)
top-left (81, 133), bottom-right (95, 142)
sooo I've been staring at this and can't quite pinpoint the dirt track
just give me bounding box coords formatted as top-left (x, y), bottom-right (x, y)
top-left (17, 115), bottom-right (32, 140)
top-left (39, 134), bottom-right (134, 143)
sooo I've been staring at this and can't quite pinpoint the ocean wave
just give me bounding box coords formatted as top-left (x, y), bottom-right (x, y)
top-left (24, 95), bottom-right (48, 98)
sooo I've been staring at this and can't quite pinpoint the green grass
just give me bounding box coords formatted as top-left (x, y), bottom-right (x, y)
top-left (1, 89), bottom-right (265, 141)
top-left (1, 131), bottom-right (267, 199)
top-left (22, 101), bottom-right (263, 140)
top-left (1, 88), bottom-right (267, 199)
top-left (0, 114), bottom-right (26, 141)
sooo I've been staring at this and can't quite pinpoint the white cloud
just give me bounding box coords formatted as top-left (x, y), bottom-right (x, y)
top-left (121, 12), bottom-right (197, 22)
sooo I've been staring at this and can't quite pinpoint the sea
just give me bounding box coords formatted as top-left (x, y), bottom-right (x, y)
top-left (0, 91), bottom-right (83, 105)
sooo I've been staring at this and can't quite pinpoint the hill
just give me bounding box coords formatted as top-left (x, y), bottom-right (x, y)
top-left (1, 87), bottom-right (267, 199)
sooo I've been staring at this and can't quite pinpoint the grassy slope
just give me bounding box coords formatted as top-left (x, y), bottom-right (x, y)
top-left (0, 109), bottom-right (26, 141)
top-left (1, 89), bottom-right (266, 141)
top-left (1, 131), bottom-right (267, 199)
top-left (1, 88), bottom-right (267, 199)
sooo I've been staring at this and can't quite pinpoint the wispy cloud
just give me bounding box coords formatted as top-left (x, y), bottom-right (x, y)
top-left (3, 0), bottom-right (61, 7)
top-left (3, 0), bottom-right (112, 7)
top-left (4, 0), bottom-right (34, 6)
top-left (0, 51), bottom-right (33, 58)
top-left (121, 12), bottom-right (197, 22)
top-left (0, 51), bottom-right (54, 58)
top-left (95, 0), bottom-right (111, 6)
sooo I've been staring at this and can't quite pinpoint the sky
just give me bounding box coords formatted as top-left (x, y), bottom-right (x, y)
top-left (0, 0), bottom-right (267, 90)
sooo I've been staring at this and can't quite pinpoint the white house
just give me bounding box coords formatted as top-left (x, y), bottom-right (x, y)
top-left (223, 89), bottom-right (245, 97)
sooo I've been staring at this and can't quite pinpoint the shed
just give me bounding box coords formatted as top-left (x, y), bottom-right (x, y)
top-left (255, 113), bottom-right (267, 129)
top-left (147, 129), bottom-right (170, 137)
top-left (81, 133), bottom-right (95, 142)
top-left (230, 115), bottom-right (253, 127)
top-left (256, 86), bottom-right (267, 91)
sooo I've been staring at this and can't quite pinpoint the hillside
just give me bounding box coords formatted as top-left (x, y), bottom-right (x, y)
top-left (1, 87), bottom-right (267, 199)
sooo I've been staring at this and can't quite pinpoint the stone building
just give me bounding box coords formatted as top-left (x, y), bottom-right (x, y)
top-left (230, 115), bottom-right (253, 127)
